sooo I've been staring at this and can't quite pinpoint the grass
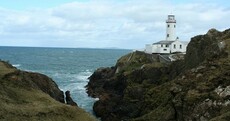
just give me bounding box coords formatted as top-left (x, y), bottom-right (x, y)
top-left (0, 61), bottom-right (16, 78)
top-left (0, 61), bottom-right (96, 121)
top-left (0, 87), bottom-right (95, 121)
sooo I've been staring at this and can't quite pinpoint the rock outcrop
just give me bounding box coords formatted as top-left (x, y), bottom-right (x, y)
top-left (0, 61), bottom-right (96, 121)
top-left (86, 28), bottom-right (230, 121)
top-left (185, 28), bottom-right (229, 69)
top-left (3, 70), bottom-right (65, 103)
top-left (65, 91), bottom-right (78, 106)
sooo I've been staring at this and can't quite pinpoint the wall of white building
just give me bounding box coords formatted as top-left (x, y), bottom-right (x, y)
top-left (145, 44), bottom-right (152, 54)
top-left (145, 41), bottom-right (187, 54)
top-left (157, 44), bottom-right (170, 53)
top-left (170, 41), bottom-right (187, 53)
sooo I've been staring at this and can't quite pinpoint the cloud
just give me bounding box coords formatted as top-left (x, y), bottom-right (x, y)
top-left (0, 0), bottom-right (229, 49)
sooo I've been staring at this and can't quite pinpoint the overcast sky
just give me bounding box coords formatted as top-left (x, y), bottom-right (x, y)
top-left (0, 0), bottom-right (229, 49)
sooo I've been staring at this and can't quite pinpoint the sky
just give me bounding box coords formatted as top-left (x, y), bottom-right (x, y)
top-left (0, 0), bottom-right (229, 49)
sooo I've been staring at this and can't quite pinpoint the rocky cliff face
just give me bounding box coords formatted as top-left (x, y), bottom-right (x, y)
top-left (86, 28), bottom-right (230, 121)
top-left (185, 28), bottom-right (230, 69)
top-left (0, 61), bottom-right (96, 121)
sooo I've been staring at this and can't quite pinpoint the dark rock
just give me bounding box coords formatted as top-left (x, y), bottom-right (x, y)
top-left (86, 67), bottom-right (116, 98)
top-left (185, 34), bottom-right (220, 69)
top-left (185, 28), bottom-right (230, 69)
top-left (65, 91), bottom-right (78, 106)
top-left (87, 28), bottom-right (230, 121)
top-left (89, 67), bottom-right (115, 80)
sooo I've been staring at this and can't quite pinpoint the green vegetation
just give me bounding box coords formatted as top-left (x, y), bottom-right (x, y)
top-left (0, 61), bottom-right (96, 121)
top-left (0, 61), bottom-right (16, 77)
top-left (116, 51), bottom-right (159, 73)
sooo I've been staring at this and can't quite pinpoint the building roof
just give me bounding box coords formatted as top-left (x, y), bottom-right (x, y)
top-left (153, 40), bottom-right (175, 45)
top-left (153, 40), bottom-right (189, 45)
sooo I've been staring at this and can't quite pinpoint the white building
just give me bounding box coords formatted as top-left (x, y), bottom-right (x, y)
top-left (145, 14), bottom-right (188, 54)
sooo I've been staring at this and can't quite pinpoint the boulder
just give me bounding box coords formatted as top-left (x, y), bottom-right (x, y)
top-left (65, 91), bottom-right (78, 106)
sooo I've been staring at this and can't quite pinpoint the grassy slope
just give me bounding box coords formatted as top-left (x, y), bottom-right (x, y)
top-left (0, 61), bottom-right (96, 121)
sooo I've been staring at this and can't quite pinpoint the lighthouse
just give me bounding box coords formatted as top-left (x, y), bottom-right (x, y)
top-left (166, 14), bottom-right (176, 41)
top-left (145, 14), bottom-right (188, 54)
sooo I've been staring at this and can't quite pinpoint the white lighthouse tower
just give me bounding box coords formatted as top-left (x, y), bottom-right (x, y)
top-left (166, 14), bottom-right (176, 41)
top-left (144, 14), bottom-right (188, 54)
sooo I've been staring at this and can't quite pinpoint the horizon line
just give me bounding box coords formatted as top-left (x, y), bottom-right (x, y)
top-left (0, 45), bottom-right (133, 50)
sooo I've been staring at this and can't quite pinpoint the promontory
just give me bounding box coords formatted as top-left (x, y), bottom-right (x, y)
top-left (86, 28), bottom-right (230, 121)
top-left (0, 60), bottom-right (96, 121)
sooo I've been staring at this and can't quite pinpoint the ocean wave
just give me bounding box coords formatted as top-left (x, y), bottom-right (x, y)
top-left (60, 70), bottom-right (92, 92)
top-left (69, 83), bottom-right (85, 91)
top-left (46, 69), bottom-right (95, 113)
top-left (52, 70), bottom-right (92, 81)
top-left (12, 64), bottom-right (21, 67)
top-left (0, 47), bottom-right (130, 114)
top-left (76, 72), bottom-right (92, 81)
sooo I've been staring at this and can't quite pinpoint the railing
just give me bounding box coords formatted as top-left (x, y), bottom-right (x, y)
top-left (166, 20), bottom-right (176, 23)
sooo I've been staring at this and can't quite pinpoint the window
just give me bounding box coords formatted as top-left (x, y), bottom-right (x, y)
top-left (180, 45), bottom-right (182, 49)
top-left (174, 25), bottom-right (176, 28)
top-left (164, 49), bottom-right (167, 51)
top-left (166, 44), bottom-right (169, 47)
top-left (174, 44), bottom-right (176, 49)
top-left (167, 34), bottom-right (169, 37)
top-left (161, 44), bottom-right (163, 47)
top-left (168, 25), bottom-right (170, 28)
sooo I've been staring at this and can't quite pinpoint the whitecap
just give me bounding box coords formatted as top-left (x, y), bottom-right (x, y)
top-left (59, 88), bottom-right (64, 92)
top-left (12, 64), bottom-right (21, 67)
top-left (76, 75), bottom-right (89, 81)
top-left (53, 69), bottom-right (95, 113)
top-left (62, 83), bottom-right (86, 92)
top-left (76, 70), bottom-right (92, 81)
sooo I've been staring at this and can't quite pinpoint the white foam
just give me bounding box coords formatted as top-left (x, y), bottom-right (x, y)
top-left (76, 71), bottom-right (92, 81)
top-left (94, 98), bottom-right (99, 101)
top-left (62, 82), bottom-right (85, 92)
top-left (50, 69), bottom-right (96, 112)
top-left (12, 64), bottom-right (21, 67)
top-left (76, 75), bottom-right (89, 81)
top-left (60, 88), bottom-right (64, 91)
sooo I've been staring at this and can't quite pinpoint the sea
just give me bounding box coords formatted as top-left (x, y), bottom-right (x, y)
top-left (0, 46), bottom-right (131, 114)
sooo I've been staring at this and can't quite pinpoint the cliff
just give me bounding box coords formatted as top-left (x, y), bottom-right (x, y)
top-left (0, 61), bottom-right (96, 121)
top-left (86, 28), bottom-right (230, 121)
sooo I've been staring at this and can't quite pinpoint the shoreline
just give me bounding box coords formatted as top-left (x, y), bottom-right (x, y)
top-left (0, 60), bottom-right (96, 121)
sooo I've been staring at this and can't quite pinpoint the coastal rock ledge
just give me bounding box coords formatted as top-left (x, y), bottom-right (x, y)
top-left (86, 28), bottom-right (230, 121)
top-left (0, 61), bottom-right (96, 121)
